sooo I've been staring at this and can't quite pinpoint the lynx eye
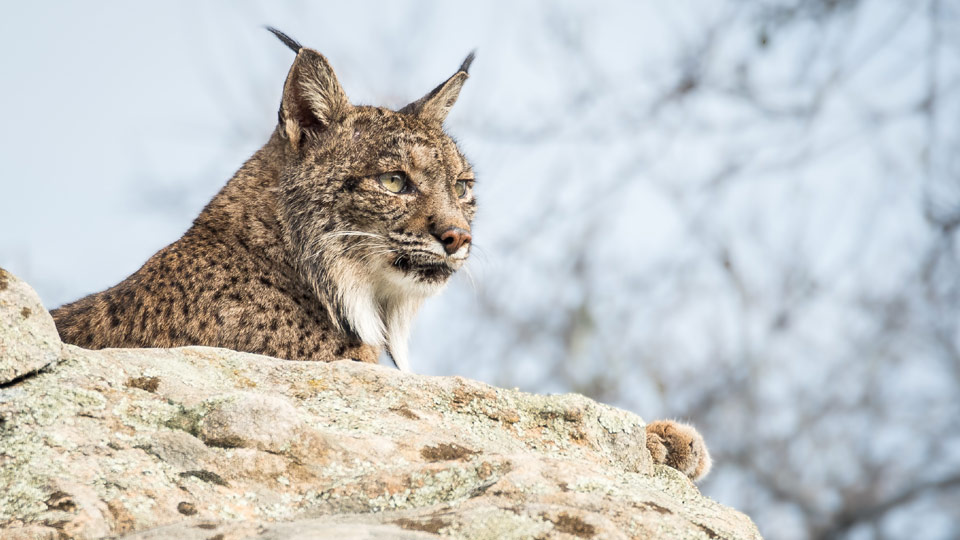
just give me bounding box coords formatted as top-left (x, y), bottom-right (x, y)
top-left (377, 172), bottom-right (409, 194)
top-left (455, 180), bottom-right (471, 198)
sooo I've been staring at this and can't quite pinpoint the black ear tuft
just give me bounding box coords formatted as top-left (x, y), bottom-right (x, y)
top-left (266, 26), bottom-right (302, 54)
top-left (460, 51), bottom-right (477, 74)
top-left (399, 52), bottom-right (475, 123)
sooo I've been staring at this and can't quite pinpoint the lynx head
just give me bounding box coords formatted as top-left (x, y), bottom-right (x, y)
top-left (267, 28), bottom-right (476, 371)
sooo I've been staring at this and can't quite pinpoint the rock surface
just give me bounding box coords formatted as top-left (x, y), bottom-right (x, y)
top-left (0, 268), bottom-right (59, 386)
top-left (0, 268), bottom-right (762, 539)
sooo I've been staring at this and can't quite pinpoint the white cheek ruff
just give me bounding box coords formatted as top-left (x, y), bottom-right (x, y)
top-left (338, 278), bottom-right (385, 347)
top-left (331, 259), bottom-right (443, 373)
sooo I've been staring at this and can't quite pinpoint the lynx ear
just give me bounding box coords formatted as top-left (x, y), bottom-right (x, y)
top-left (400, 51), bottom-right (475, 124)
top-left (269, 28), bottom-right (351, 146)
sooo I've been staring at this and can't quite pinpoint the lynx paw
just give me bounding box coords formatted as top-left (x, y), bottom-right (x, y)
top-left (645, 420), bottom-right (712, 482)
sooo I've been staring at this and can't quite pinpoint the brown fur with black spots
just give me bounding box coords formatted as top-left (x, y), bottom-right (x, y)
top-left (53, 29), bottom-right (476, 372)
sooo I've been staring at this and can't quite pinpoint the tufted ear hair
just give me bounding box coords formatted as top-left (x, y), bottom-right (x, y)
top-left (268, 27), bottom-right (351, 147)
top-left (400, 51), bottom-right (475, 125)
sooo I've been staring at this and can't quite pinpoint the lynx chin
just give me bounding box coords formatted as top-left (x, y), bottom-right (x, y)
top-left (52, 28), bottom-right (477, 373)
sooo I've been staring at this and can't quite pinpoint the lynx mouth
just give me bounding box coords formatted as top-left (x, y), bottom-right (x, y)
top-left (391, 253), bottom-right (456, 282)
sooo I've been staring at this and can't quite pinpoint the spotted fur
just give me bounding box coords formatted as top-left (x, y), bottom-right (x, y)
top-left (52, 30), bottom-right (477, 372)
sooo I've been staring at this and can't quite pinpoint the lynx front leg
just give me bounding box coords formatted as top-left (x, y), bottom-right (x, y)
top-left (645, 420), bottom-right (712, 482)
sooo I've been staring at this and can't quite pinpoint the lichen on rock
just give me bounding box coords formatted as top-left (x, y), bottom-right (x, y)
top-left (0, 268), bottom-right (762, 539)
top-left (0, 268), bottom-right (61, 385)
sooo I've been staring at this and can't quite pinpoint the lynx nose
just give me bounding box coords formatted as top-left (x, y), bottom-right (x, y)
top-left (436, 227), bottom-right (472, 255)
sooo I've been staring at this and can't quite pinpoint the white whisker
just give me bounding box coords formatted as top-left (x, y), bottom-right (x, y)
top-left (306, 232), bottom-right (390, 262)
top-left (460, 265), bottom-right (478, 295)
top-left (359, 249), bottom-right (398, 265)
top-left (468, 243), bottom-right (490, 263)
top-left (320, 230), bottom-right (388, 242)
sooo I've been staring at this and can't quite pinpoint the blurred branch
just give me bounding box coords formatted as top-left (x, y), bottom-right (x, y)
top-left (814, 473), bottom-right (960, 539)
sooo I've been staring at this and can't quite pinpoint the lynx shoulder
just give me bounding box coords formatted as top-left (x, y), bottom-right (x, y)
top-left (52, 29), bottom-right (477, 372)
